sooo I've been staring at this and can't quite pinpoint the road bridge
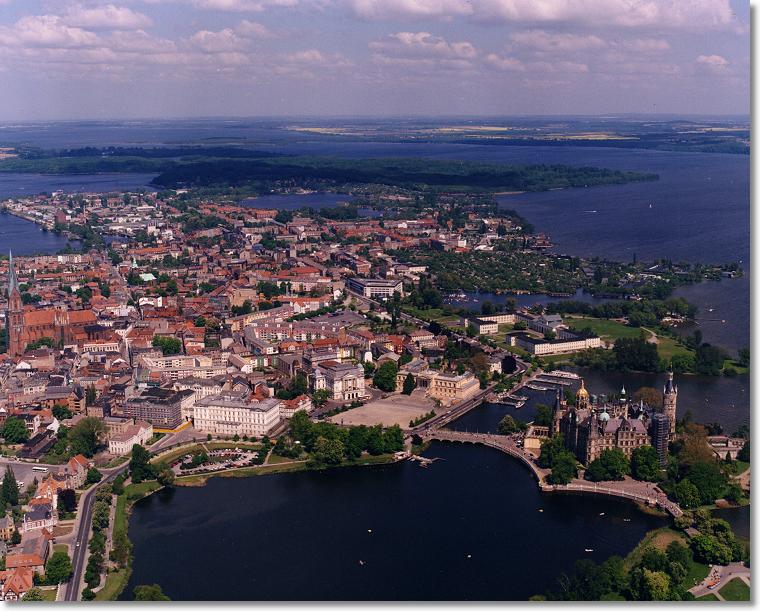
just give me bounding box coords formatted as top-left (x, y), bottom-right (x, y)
top-left (418, 429), bottom-right (683, 517)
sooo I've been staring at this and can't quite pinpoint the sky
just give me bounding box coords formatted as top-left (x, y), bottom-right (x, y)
top-left (0, 0), bottom-right (750, 120)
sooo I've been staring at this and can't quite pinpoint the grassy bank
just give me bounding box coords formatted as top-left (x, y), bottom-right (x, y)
top-left (95, 481), bottom-right (161, 602)
top-left (623, 527), bottom-right (710, 590)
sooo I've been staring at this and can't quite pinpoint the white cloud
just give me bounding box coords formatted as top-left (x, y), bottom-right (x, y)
top-left (0, 15), bottom-right (102, 48)
top-left (697, 54), bottom-right (728, 67)
top-left (509, 30), bottom-right (606, 52)
top-left (190, 0), bottom-right (299, 11)
top-left (345, 0), bottom-right (734, 30)
top-left (484, 53), bottom-right (524, 71)
top-left (187, 28), bottom-right (245, 53)
top-left (61, 4), bottom-right (153, 30)
top-left (621, 38), bottom-right (670, 52)
top-left (695, 54), bottom-right (729, 75)
top-left (370, 32), bottom-right (476, 59)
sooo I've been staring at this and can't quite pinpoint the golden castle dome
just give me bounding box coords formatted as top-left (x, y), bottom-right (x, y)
top-left (577, 379), bottom-right (589, 399)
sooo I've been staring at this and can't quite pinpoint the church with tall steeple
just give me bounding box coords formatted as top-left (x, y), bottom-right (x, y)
top-left (6, 252), bottom-right (24, 357)
top-left (4, 251), bottom-right (97, 356)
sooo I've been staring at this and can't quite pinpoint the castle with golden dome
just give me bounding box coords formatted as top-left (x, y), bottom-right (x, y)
top-left (551, 374), bottom-right (677, 466)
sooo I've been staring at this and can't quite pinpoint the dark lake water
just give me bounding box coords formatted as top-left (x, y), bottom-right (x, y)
top-left (445, 287), bottom-right (609, 312)
top-left (123, 441), bottom-right (664, 601)
top-left (713, 506), bottom-right (750, 542)
top-left (0, 172), bottom-right (156, 199)
top-left (0, 211), bottom-right (79, 255)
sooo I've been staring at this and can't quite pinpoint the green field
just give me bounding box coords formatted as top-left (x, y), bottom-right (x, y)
top-left (565, 317), bottom-right (647, 341)
top-left (655, 335), bottom-right (695, 361)
top-left (565, 317), bottom-right (695, 361)
top-left (718, 577), bottom-right (750, 601)
top-left (684, 560), bottom-right (711, 588)
top-left (695, 593), bottom-right (719, 601)
top-left (40, 588), bottom-right (57, 601)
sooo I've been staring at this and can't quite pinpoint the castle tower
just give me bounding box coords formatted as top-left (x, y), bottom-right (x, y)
top-left (663, 370), bottom-right (678, 438)
top-left (6, 251), bottom-right (24, 357)
top-left (551, 388), bottom-right (565, 436)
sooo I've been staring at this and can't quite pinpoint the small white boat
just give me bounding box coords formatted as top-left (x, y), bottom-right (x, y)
top-left (709, 308), bottom-right (714, 312)
top-left (359, 560), bottom-right (365, 566)
top-left (623, 518), bottom-right (631, 522)
top-left (598, 512), bottom-right (605, 516)
top-left (538, 509), bottom-right (544, 513)
top-left (585, 549), bottom-right (594, 553)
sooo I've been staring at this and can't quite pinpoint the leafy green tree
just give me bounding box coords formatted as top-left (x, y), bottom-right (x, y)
top-left (737, 439), bottom-right (750, 463)
top-left (685, 461), bottom-right (728, 505)
top-left (666, 541), bottom-right (691, 569)
top-left (382, 425), bottom-right (404, 453)
top-left (133, 584), bottom-right (171, 601)
top-left (130, 444), bottom-right (154, 484)
top-left (673, 479), bottom-right (701, 509)
top-left (156, 465), bottom-right (175, 488)
top-left (81, 588), bottom-right (96, 601)
top-left (548, 451), bottom-right (578, 485)
top-left (1, 466), bottom-right (19, 507)
top-left (691, 533), bottom-right (733, 565)
top-left (45, 550), bottom-right (73, 584)
top-left (68, 417), bottom-right (107, 458)
top-left (345, 426), bottom-right (368, 460)
top-left (585, 449), bottom-right (629, 482)
top-left (373, 361), bottom-right (398, 392)
top-left (111, 530), bottom-right (132, 568)
top-left (2, 417), bottom-right (29, 444)
top-left (310, 436), bottom-right (344, 466)
top-left (497, 415), bottom-right (526, 435)
top-left (52, 404), bottom-right (72, 420)
top-left (538, 434), bottom-right (566, 469)
top-left (641, 569), bottom-right (671, 601)
top-left (57, 488), bottom-right (77, 513)
top-left (631, 445), bottom-right (662, 482)
top-left (402, 373), bottom-right (417, 395)
top-left (152, 335), bottom-right (182, 356)
top-left (533, 403), bottom-right (553, 427)
top-left (21, 587), bottom-right (44, 601)
top-left (85, 468), bottom-right (102, 485)
top-left (365, 426), bottom-right (386, 455)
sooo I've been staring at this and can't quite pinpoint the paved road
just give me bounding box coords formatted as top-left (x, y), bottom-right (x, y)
top-left (62, 432), bottom-right (199, 601)
top-left (689, 562), bottom-right (750, 599)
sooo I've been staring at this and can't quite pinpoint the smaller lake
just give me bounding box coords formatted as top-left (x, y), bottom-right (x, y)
top-left (0, 211), bottom-right (79, 255)
top-left (0, 172), bottom-right (156, 199)
top-left (445, 288), bottom-right (608, 312)
top-left (713, 506), bottom-right (750, 542)
top-left (240, 192), bottom-right (382, 218)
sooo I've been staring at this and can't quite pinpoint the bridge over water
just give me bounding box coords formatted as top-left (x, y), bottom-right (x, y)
top-left (418, 429), bottom-right (683, 518)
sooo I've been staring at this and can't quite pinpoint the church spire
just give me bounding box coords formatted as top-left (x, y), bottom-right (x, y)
top-left (7, 251), bottom-right (19, 298)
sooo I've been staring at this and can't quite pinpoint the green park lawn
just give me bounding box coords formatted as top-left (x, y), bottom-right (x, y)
top-left (684, 560), bottom-right (711, 588)
top-left (718, 578), bottom-right (750, 601)
top-left (565, 317), bottom-right (645, 341)
top-left (695, 593), bottom-right (719, 601)
top-left (40, 588), bottom-right (58, 601)
top-left (655, 335), bottom-right (695, 361)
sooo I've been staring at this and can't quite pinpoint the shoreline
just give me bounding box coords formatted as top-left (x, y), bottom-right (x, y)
top-left (105, 452), bottom-right (400, 601)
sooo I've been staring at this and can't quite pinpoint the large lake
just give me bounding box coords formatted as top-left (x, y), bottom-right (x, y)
top-left (122, 442), bottom-right (664, 601)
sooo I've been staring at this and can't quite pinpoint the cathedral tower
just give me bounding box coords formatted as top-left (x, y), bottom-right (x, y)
top-left (6, 252), bottom-right (24, 357)
top-left (663, 370), bottom-right (678, 438)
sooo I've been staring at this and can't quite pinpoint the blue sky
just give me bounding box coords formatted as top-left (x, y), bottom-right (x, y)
top-left (0, 0), bottom-right (749, 120)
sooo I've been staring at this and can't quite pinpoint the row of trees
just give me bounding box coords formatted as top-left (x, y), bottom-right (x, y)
top-left (286, 411), bottom-right (404, 467)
